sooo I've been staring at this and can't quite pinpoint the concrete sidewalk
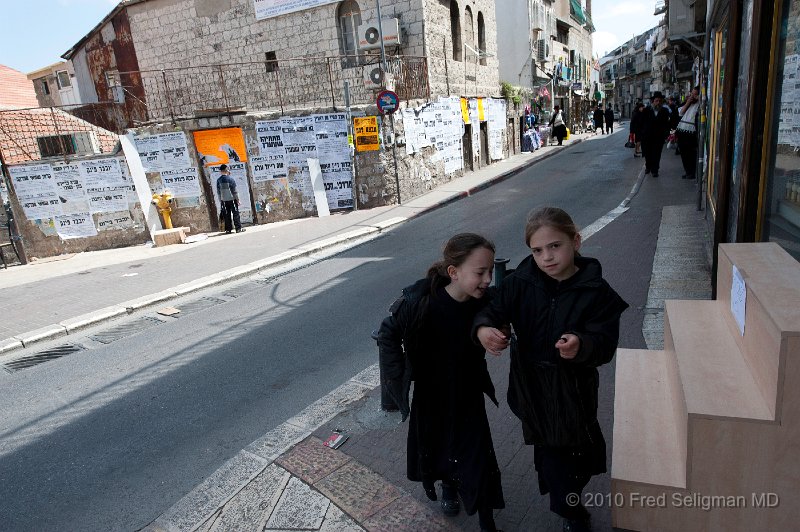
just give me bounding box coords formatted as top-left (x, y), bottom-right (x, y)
top-left (0, 129), bottom-right (605, 356)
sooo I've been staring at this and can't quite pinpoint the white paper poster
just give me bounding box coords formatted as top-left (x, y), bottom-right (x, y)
top-left (158, 132), bottom-right (192, 170)
top-left (731, 264), bottom-right (747, 336)
top-left (52, 163), bottom-right (90, 214)
top-left (55, 212), bottom-right (97, 239)
top-left (8, 163), bottom-right (57, 196)
top-left (314, 113), bottom-right (353, 209)
top-left (87, 186), bottom-right (129, 214)
top-left (250, 155), bottom-right (287, 182)
top-left (97, 212), bottom-right (134, 231)
top-left (255, 120), bottom-right (285, 156)
top-left (161, 167), bottom-right (201, 197)
top-left (134, 135), bottom-right (162, 172)
top-left (134, 132), bottom-right (192, 172)
top-left (79, 158), bottom-right (125, 187)
top-left (18, 192), bottom-right (62, 220)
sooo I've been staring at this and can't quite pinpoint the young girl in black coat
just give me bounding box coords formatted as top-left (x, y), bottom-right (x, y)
top-left (475, 208), bottom-right (628, 532)
top-left (378, 233), bottom-right (505, 532)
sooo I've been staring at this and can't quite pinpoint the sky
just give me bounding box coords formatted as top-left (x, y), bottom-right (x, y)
top-left (590, 0), bottom-right (663, 58)
top-left (0, 0), bottom-right (661, 74)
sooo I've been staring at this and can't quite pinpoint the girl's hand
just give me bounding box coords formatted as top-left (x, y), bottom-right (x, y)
top-left (478, 326), bottom-right (509, 356)
top-left (555, 333), bottom-right (580, 359)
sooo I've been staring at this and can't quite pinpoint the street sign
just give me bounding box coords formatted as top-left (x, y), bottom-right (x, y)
top-left (376, 90), bottom-right (400, 115)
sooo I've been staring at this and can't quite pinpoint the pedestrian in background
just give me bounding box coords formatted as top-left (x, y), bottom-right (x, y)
top-left (676, 86), bottom-right (701, 180)
top-left (604, 105), bottom-right (615, 134)
top-left (640, 92), bottom-right (671, 177)
top-left (629, 102), bottom-right (646, 157)
top-left (550, 106), bottom-right (568, 145)
top-left (216, 164), bottom-right (245, 234)
top-left (377, 233), bottom-right (505, 532)
top-left (475, 207), bottom-right (628, 532)
top-left (593, 105), bottom-right (605, 135)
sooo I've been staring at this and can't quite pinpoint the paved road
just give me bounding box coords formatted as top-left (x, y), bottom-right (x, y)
top-left (0, 132), bottom-right (651, 531)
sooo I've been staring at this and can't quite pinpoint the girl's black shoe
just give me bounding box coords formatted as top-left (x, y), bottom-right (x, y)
top-left (440, 498), bottom-right (460, 516)
top-left (422, 480), bottom-right (437, 501)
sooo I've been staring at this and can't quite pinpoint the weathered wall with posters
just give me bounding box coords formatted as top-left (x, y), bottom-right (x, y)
top-left (5, 154), bottom-right (150, 259)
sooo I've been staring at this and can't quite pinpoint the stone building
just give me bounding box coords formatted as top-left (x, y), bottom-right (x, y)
top-left (496, 0), bottom-right (595, 124)
top-left (27, 62), bottom-right (83, 108)
top-left (61, 0), bottom-right (499, 122)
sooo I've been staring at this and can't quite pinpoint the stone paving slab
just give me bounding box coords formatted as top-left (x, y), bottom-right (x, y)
top-left (276, 436), bottom-right (353, 485)
top-left (265, 476), bottom-right (331, 530)
top-left (315, 460), bottom-right (403, 523)
top-left (209, 463), bottom-right (290, 532)
top-left (360, 494), bottom-right (457, 532)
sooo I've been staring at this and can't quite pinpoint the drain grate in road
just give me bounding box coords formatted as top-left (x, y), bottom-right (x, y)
top-left (173, 297), bottom-right (226, 317)
top-left (90, 316), bottom-right (164, 344)
top-left (3, 344), bottom-right (85, 372)
top-left (221, 282), bottom-right (264, 299)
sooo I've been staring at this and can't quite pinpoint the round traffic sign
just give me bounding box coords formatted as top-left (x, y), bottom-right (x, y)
top-left (376, 90), bottom-right (400, 115)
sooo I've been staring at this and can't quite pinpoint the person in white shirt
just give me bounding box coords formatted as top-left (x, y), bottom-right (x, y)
top-left (676, 86), bottom-right (700, 180)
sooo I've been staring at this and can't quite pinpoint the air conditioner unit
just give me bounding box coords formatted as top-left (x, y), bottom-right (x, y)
top-left (536, 39), bottom-right (549, 62)
top-left (358, 18), bottom-right (401, 50)
top-left (363, 65), bottom-right (384, 89)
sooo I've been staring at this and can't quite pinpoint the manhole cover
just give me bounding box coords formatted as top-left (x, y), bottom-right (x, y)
top-left (3, 344), bottom-right (85, 372)
top-left (90, 316), bottom-right (164, 344)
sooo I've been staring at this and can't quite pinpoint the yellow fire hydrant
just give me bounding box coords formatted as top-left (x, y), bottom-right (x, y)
top-left (152, 191), bottom-right (174, 229)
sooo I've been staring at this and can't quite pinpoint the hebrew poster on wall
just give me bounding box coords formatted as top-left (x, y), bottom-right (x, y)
top-left (8, 163), bottom-right (62, 220)
top-left (54, 212), bottom-right (98, 239)
top-left (52, 163), bottom-right (90, 215)
top-left (193, 128), bottom-right (248, 166)
top-left (207, 163), bottom-right (253, 223)
top-left (160, 167), bottom-right (202, 197)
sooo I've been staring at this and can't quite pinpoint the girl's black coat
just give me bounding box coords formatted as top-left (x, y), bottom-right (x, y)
top-left (377, 277), bottom-right (503, 514)
top-left (473, 255), bottom-right (628, 468)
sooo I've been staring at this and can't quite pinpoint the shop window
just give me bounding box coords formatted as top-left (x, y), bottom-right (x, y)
top-left (706, 20), bottom-right (728, 218)
top-left (478, 12), bottom-right (486, 65)
top-left (450, 1), bottom-right (462, 61)
top-left (760, 0), bottom-right (800, 260)
top-left (337, 0), bottom-right (362, 68)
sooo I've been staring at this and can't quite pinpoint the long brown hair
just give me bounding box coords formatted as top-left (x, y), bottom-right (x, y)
top-left (427, 233), bottom-right (495, 292)
top-left (524, 207), bottom-right (579, 247)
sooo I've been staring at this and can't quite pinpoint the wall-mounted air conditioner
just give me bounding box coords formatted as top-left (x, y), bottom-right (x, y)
top-left (358, 19), bottom-right (401, 50)
top-left (363, 65), bottom-right (384, 89)
top-left (536, 39), bottom-right (549, 62)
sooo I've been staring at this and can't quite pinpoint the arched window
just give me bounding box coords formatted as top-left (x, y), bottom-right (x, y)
top-left (464, 7), bottom-right (475, 61)
top-left (450, 1), bottom-right (462, 61)
top-left (478, 12), bottom-right (486, 65)
top-left (337, 1), bottom-right (362, 68)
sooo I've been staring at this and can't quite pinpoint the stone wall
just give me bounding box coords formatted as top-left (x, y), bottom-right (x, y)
top-left (423, 0), bottom-right (500, 98)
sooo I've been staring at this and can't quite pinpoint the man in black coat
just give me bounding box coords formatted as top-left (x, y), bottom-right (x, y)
top-left (604, 106), bottom-right (615, 134)
top-left (639, 91), bottom-right (671, 177)
top-left (593, 105), bottom-right (605, 134)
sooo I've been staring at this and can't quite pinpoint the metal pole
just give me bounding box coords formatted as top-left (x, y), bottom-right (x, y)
top-left (327, 58), bottom-right (336, 110)
top-left (0, 148), bottom-right (28, 265)
top-left (376, 0), bottom-right (401, 205)
top-left (162, 70), bottom-right (176, 124)
top-left (344, 81), bottom-right (358, 210)
top-left (217, 65), bottom-right (230, 113)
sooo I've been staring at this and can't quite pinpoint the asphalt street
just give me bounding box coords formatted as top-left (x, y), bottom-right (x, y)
top-left (0, 131), bottom-right (657, 531)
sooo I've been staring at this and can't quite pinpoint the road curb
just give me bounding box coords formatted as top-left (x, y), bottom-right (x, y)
top-left (0, 138), bottom-right (587, 358)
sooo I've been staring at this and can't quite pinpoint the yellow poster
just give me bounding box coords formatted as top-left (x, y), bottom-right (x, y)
top-left (461, 97), bottom-right (470, 124)
top-left (353, 116), bottom-right (380, 152)
top-left (193, 127), bottom-right (248, 166)
top-left (477, 98), bottom-right (486, 122)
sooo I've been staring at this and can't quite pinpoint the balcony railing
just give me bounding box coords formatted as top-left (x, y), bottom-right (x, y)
top-left (112, 55), bottom-right (429, 125)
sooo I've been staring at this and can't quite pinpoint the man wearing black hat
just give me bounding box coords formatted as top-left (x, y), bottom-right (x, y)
top-left (639, 91), bottom-right (671, 177)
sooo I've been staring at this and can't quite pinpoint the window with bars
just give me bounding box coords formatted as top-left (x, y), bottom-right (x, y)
top-left (337, 1), bottom-right (362, 68)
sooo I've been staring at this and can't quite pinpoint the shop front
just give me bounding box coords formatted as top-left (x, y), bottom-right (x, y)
top-left (702, 0), bottom-right (800, 289)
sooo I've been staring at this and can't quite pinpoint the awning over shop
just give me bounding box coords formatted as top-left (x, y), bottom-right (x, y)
top-left (570, 0), bottom-right (587, 25)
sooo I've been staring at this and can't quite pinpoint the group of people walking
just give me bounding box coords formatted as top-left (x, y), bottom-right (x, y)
top-left (629, 88), bottom-right (700, 179)
top-left (378, 207), bottom-right (628, 532)
top-left (592, 104), bottom-right (615, 135)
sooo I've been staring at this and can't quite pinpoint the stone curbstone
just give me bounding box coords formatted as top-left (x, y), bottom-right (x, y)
top-left (59, 306), bottom-right (130, 334)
